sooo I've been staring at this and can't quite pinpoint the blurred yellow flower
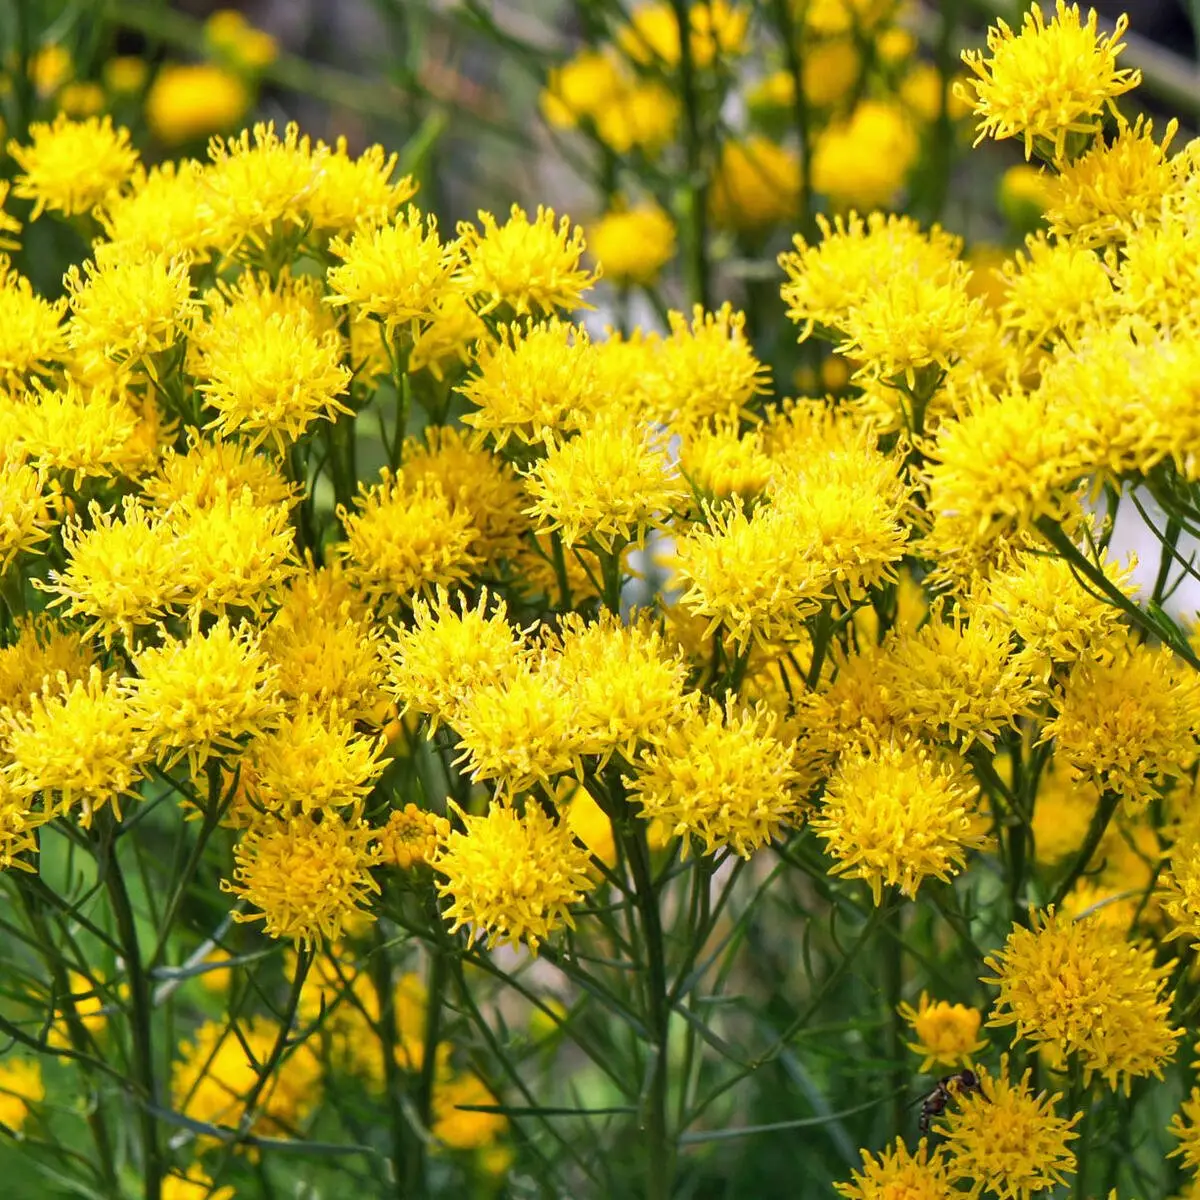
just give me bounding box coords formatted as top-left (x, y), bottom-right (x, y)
top-left (0, 1058), bottom-right (43, 1133)
top-left (587, 202), bottom-right (675, 285)
top-left (146, 63), bottom-right (250, 145)
top-left (617, 1), bottom-right (748, 68)
top-left (205, 8), bottom-right (278, 70)
top-left (813, 100), bottom-right (918, 209)
top-left (710, 136), bottom-right (801, 233)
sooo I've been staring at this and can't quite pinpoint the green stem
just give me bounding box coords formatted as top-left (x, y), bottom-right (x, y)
top-left (370, 929), bottom-right (413, 1200)
top-left (1051, 790), bottom-right (1121, 908)
top-left (771, 0), bottom-right (815, 242)
top-left (99, 822), bottom-right (164, 1200)
top-left (410, 943), bottom-right (448, 1197)
top-left (883, 904), bottom-right (905, 1139)
top-left (669, 0), bottom-right (711, 309)
top-left (1151, 514), bottom-right (1183, 606)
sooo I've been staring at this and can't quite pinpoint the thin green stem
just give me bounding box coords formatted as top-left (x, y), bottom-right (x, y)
top-left (1051, 790), bottom-right (1121, 908)
top-left (410, 943), bottom-right (448, 1197)
top-left (669, 0), bottom-right (711, 309)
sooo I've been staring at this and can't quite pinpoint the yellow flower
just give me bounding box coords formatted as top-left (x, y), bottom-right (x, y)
top-left (96, 161), bottom-right (213, 260)
top-left (143, 437), bottom-right (297, 512)
top-left (433, 1071), bottom-right (508, 1150)
top-left (549, 611), bottom-right (691, 765)
top-left (65, 251), bottom-right (198, 378)
top-left (3, 666), bottom-right (146, 827)
top-left (565, 786), bottom-right (616, 867)
top-left (403, 425), bottom-right (529, 565)
top-left (814, 737), bottom-right (986, 904)
top-left (8, 113), bottom-right (139, 218)
top-left (594, 80), bottom-right (680, 155)
top-left (646, 303), bottom-right (770, 425)
top-left (146, 63), bottom-right (249, 145)
top-left (378, 803), bottom-right (448, 869)
top-left (1045, 115), bottom-right (1178, 247)
top-left (939, 1061), bottom-right (1079, 1196)
top-left (337, 470), bottom-right (481, 605)
top-left (29, 44), bottom-right (73, 97)
top-left (835, 1137), bottom-right (954, 1200)
top-left (193, 291), bottom-right (351, 455)
top-left (0, 461), bottom-right (56, 574)
top-left (172, 1017), bottom-right (321, 1136)
top-left (407, 289), bottom-right (488, 380)
top-left (586, 202), bottom-right (675, 285)
top-left (524, 411), bottom-right (684, 551)
top-left (998, 163), bottom-right (1056, 228)
top-left (326, 208), bottom-right (458, 341)
top-left (46, 497), bottom-right (184, 644)
top-left (679, 420), bottom-right (774, 502)
top-left (804, 0), bottom-right (896, 37)
top-left (0, 619), bottom-right (95, 718)
top-left (0, 182), bottom-right (22, 253)
top-left (0, 1058), bottom-right (43, 1133)
top-left (432, 799), bottom-right (595, 953)
top-left (628, 696), bottom-right (802, 859)
top-left (104, 56), bottom-right (149, 94)
top-left (161, 1166), bottom-right (235, 1200)
top-left (958, 1), bottom-right (1141, 163)
top-left (1042, 645), bottom-right (1200, 809)
top-left (240, 701), bottom-right (389, 816)
top-left (617, 0), bottom-right (748, 68)
top-left (225, 810), bottom-right (381, 947)
top-left (0, 259), bottom-right (67, 386)
top-left (813, 101), bottom-right (919, 210)
top-left (541, 50), bottom-right (625, 129)
top-left (984, 908), bottom-right (1182, 1091)
top-left (452, 661), bottom-right (591, 792)
top-left (386, 587), bottom-right (527, 733)
top-left (455, 204), bottom-right (598, 316)
top-left (710, 137), bottom-right (801, 233)
top-left (459, 318), bottom-right (599, 449)
top-left (205, 8), bottom-right (278, 70)
top-left (126, 617), bottom-right (282, 775)
top-left (262, 566), bottom-right (388, 722)
top-left (899, 992), bottom-right (988, 1072)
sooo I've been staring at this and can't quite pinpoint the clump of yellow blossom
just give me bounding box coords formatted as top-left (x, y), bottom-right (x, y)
top-left (617, 0), bottom-right (748, 68)
top-left (161, 1166), bottom-right (235, 1200)
top-left (0, 1058), bottom-right (44, 1133)
top-left (455, 204), bottom-right (597, 316)
top-left (627, 696), bottom-right (801, 859)
top-left (587, 202), bottom-right (675, 285)
top-left (8, 114), bottom-right (139, 217)
top-left (710, 137), bottom-right (802, 233)
top-left (0, 260), bottom-right (68, 386)
top-left (984, 908), bottom-right (1182, 1091)
top-left (939, 1062), bottom-right (1079, 1196)
top-left (958, 2), bottom-right (1140, 163)
top-left (0, 462), bottom-right (56, 574)
top-left (899, 993), bottom-right (988, 1072)
top-left (225, 811), bottom-right (381, 946)
top-left (835, 1137), bottom-right (954, 1200)
top-left (812, 101), bottom-right (918, 210)
top-left (146, 63), bottom-right (249, 145)
top-left (1041, 645), bottom-right (1200, 808)
top-left (1169, 1042), bottom-right (1200, 1174)
top-left (378, 803), bottom-right (448, 869)
top-left (432, 801), bottom-right (595, 953)
top-left (814, 737), bottom-right (987, 904)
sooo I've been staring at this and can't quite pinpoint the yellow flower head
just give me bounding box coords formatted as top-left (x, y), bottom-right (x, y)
top-left (3, 666), bottom-right (146, 827)
top-left (939, 1061), bottom-right (1079, 1196)
top-left (8, 114), bottom-right (139, 218)
top-left (65, 251), bottom-right (199, 379)
top-left (885, 614), bottom-right (1040, 751)
top-left (161, 1166), bottom-right (235, 1200)
top-left (305, 138), bottom-right (416, 234)
top-left (586, 202), bottom-right (676, 285)
top-left (240, 701), bottom-right (390, 816)
top-left (379, 803), bottom-right (449, 869)
top-left (984, 908), bottom-right (1182, 1091)
top-left (617, 0), bottom-right (748, 68)
top-left (595, 79), bottom-right (680, 156)
top-left (172, 1017), bottom-right (321, 1136)
top-left (0, 1058), bottom-right (43, 1133)
top-left (459, 318), bottom-right (599, 449)
top-left (0, 619), bottom-right (95, 719)
top-left (432, 799), bottom-right (595, 953)
top-left (127, 617), bottom-right (282, 775)
top-left (804, 0), bottom-right (896, 37)
top-left (0, 461), bottom-right (56, 574)
top-left (523, 411), bottom-right (685, 551)
top-left (433, 1071), bottom-right (508, 1151)
top-left (146, 63), bottom-right (249, 145)
top-left (541, 49), bottom-right (626, 129)
top-left (710, 137), bottom-right (802, 233)
top-left (1042, 644), bottom-right (1200, 809)
top-left (193, 282), bottom-right (351, 455)
top-left (679, 420), bottom-right (774, 502)
top-left (143, 437), bottom-right (297, 512)
top-left (47, 497), bottom-right (184, 645)
top-left (386, 587), bottom-right (527, 733)
top-left (205, 8), bottom-right (278, 70)
top-left (0, 260), bottom-right (68, 387)
top-left (834, 1137), bottom-right (954, 1200)
top-left (548, 610), bottom-right (691, 765)
top-left (96, 161), bottom-right (213, 261)
top-left (627, 695), bottom-right (802, 859)
top-left (813, 101), bottom-right (919, 211)
top-left (646, 303), bottom-right (770, 425)
top-left (225, 810), bottom-right (381, 947)
top-left (403, 425), bottom-right (528, 564)
top-left (899, 992), bottom-right (988, 1073)
top-left (455, 204), bottom-right (598, 316)
top-left (326, 208), bottom-right (458, 341)
top-left (407, 289), bottom-right (489, 380)
top-left (337, 470), bottom-right (481, 606)
top-left (1046, 115), bottom-right (1178, 247)
top-left (814, 737), bottom-right (986, 905)
top-left (959, 2), bottom-right (1141, 163)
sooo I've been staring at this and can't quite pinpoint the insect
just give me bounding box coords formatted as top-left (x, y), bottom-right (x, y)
top-left (918, 1068), bottom-right (984, 1134)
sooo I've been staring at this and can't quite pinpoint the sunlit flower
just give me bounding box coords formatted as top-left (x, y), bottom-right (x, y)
top-left (586, 202), bottom-right (676, 285)
top-left (0, 1058), bottom-right (44, 1133)
top-left (710, 137), bottom-right (802, 233)
top-left (984, 908), bottom-right (1182, 1091)
top-left (378, 803), bottom-right (448, 869)
top-left (432, 799), bottom-right (595, 953)
top-left (814, 737), bottom-right (987, 904)
top-left (0, 260), bottom-right (67, 386)
top-left (835, 1137), bottom-right (954, 1200)
top-left (617, 0), bottom-right (748, 68)
top-left (146, 63), bottom-right (249, 145)
top-left (899, 993), bottom-right (988, 1073)
top-left (225, 810), bottom-right (381, 946)
top-left (812, 101), bottom-right (919, 210)
top-left (0, 462), bottom-right (56, 574)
